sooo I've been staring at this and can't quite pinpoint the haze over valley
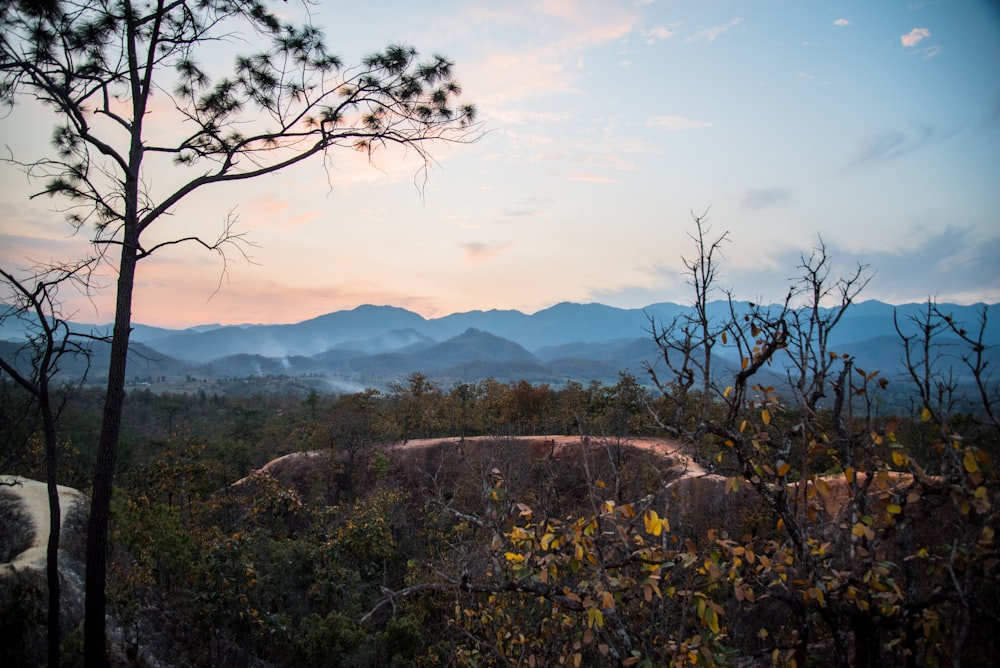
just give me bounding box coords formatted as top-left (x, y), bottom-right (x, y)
top-left (4, 299), bottom-right (995, 401)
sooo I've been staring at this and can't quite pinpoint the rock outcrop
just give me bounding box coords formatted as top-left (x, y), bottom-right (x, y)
top-left (0, 475), bottom-right (89, 667)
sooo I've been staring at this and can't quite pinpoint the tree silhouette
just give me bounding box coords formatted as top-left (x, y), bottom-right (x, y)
top-left (0, 1), bottom-right (478, 663)
top-left (0, 262), bottom-right (94, 667)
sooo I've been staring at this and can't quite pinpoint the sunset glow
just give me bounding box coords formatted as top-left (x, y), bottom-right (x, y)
top-left (2, 1), bottom-right (998, 328)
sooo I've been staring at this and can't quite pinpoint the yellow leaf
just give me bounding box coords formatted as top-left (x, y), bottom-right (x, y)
top-left (777, 461), bottom-right (791, 477)
top-left (587, 606), bottom-right (604, 628)
top-left (887, 503), bottom-right (902, 515)
top-left (964, 449), bottom-right (980, 474)
top-left (921, 407), bottom-right (932, 422)
top-left (724, 385), bottom-right (733, 398)
top-left (504, 552), bottom-right (524, 563)
top-left (845, 466), bottom-right (854, 483)
top-left (644, 510), bottom-right (666, 536)
top-left (761, 408), bottom-right (771, 426)
top-left (891, 450), bottom-right (908, 467)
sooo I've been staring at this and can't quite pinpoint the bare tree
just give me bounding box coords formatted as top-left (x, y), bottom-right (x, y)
top-left (896, 299), bottom-right (999, 473)
top-left (0, 1), bottom-right (478, 663)
top-left (0, 262), bottom-right (95, 668)
top-left (643, 217), bottom-right (994, 666)
top-left (645, 210), bottom-right (730, 435)
top-left (782, 238), bottom-right (871, 469)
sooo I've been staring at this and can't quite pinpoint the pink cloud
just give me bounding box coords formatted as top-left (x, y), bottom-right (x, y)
top-left (568, 172), bottom-right (617, 183)
top-left (460, 242), bottom-right (511, 264)
top-left (901, 27), bottom-right (931, 47)
top-left (460, 3), bottom-right (639, 108)
top-left (246, 195), bottom-right (291, 217)
top-left (277, 211), bottom-right (322, 229)
top-left (834, 18), bottom-right (850, 27)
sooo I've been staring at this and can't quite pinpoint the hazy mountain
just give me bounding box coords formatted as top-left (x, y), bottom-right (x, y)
top-left (136, 301), bottom-right (699, 363)
top-left (144, 304), bottom-right (427, 362)
top-left (419, 328), bottom-right (538, 368)
top-left (422, 308), bottom-right (531, 342)
top-left (335, 328), bottom-right (435, 354)
top-left (0, 337), bottom-right (191, 384)
top-left (3, 299), bottom-right (997, 395)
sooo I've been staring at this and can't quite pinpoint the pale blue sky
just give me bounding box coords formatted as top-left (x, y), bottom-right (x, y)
top-left (1, 0), bottom-right (998, 327)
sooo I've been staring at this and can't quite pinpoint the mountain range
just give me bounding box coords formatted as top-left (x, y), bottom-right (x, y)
top-left (2, 300), bottom-right (997, 396)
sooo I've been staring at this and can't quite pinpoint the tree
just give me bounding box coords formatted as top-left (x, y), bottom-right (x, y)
top-left (321, 387), bottom-right (385, 502)
top-left (646, 210), bottom-right (730, 430)
top-left (645, 220), bottom-right (997, 666)
top-left (0, 1), bottom-right (477, 663)
top-left (393, 372), bottom-right (445, 441)
top-left (0, 262), bottom-right (93, 667)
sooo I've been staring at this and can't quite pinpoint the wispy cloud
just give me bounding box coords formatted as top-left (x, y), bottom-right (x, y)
top-left (242, 195), bottom-right (322, 230)
top-left (568, 172), bottom-right (617, 183)
top-left (246, 195), bottom-right (290, 217)
top-left (850, 227), bottom-right (1000, 304)
top-left (642, 24), bottom-right (678, 43)
top-left (502, 197), bottom-right (551, 217)
top-left (646, 115), bottom-right (714, 131)
top-left (276, 211), bottom-right (322, 229)
top-left (901, 27), bottom-right (931, 47)
top-left (686, 18), bottom-right (743, 43)
top-left (460, 3), bottom-right (640, 109)
top-left (848, 126), bottom-right (941, 167)
top-left (742, 187), bottom-right (792, 210)
top-left (834, 18), bottom-right (850, 27)
top-left (460, 241), bottom-right (511, 264)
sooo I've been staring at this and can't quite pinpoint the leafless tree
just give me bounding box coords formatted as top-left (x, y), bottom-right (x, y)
top-left (0, 261), bottom-right (96, 667)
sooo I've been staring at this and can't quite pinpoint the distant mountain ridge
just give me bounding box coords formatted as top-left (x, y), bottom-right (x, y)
top-left (2, 300), bottom-right (997, 394)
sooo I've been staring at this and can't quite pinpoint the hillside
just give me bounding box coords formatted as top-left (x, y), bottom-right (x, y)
top-left (2, 300), bottom-right (997, 396)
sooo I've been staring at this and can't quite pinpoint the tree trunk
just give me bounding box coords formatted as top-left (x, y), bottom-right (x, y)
top-left (84, 239), bottom-right (138, 667)
top-left (43, 388), bottom-right (61, 668)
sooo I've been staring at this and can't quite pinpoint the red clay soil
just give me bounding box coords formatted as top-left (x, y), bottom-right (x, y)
top-left (391, 435), bottom-right (706, 474)
top-left (236, 435), bottom-right (707, 488)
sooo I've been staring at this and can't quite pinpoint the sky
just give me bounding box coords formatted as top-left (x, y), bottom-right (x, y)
top-left (1, 0), bottom-right (999, 329)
